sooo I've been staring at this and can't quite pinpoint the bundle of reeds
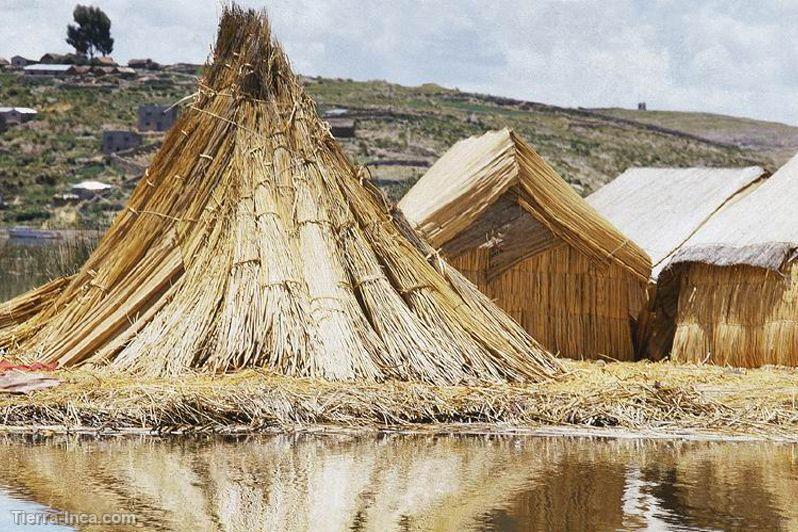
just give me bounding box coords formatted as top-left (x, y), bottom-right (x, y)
top-left (0, 6), bottom-right (561, 384)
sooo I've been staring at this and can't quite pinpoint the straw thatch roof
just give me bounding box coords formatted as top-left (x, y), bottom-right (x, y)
top-left (0, 7), bottom-right (560, 383)
top-left (588, 166), bottom-right (767, 278)
top-left (670, 153), bottom-right (798, 270)
top-left (398, 129), bottom-right (651, 283)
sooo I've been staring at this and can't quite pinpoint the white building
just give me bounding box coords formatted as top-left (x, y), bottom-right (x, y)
top-left (0, 107), bottom-right (37, 124)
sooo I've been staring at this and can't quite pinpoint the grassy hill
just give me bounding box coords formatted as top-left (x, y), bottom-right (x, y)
top-left (0, 69), bottom-right (768, 228)
top-left (592, 107), bottom-right (798, 167)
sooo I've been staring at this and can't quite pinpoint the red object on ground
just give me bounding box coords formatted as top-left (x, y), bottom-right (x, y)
top-left (0, 361), bottom-right (57, 374)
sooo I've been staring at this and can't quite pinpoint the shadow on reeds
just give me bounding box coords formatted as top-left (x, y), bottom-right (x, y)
top-left (0, 434), bottom-right (793, 531)
top-left (0, 233), bottom-right (98, 302)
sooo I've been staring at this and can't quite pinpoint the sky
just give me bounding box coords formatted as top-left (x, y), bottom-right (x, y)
top-left (2, 0), bottom-right (798, 125)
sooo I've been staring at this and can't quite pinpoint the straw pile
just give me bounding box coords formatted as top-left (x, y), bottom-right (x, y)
top-left (399, 129), bottom-right (651, 360)
top-left (0, 7), bottom-right (561, 384)
top-left (662, 152), bottom-right (798, 366)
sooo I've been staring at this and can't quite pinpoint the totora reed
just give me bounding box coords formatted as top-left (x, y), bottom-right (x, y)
top-left (0, 7), bottom-right (561, 384)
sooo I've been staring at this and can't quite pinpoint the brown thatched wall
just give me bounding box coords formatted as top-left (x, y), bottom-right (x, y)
top-left (671, 262), bottom-right (798, 367)
top-left (451, 244), bottom-right (647, 360)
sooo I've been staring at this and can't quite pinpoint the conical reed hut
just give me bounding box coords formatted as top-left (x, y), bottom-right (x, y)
top-left (587, 166), bottom-right (768, 356)
top-left (659, 152), bottom-right (798, 367)
top-left (398, 129), bottom-right (652, 360)
top-left (0, 7), bottom-right (561, 383)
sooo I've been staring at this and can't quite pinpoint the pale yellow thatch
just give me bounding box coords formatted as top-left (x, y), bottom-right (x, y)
top-left (661, 151), bottom-right (798, 366)
top-left (399, 129), bottom-right (652, 360)
top-left (586, 166), bottom-right (768, 358)
top-left (0, 7), bottom-right (561, 384)
top-left (588, 166), bottom-right (767, 279)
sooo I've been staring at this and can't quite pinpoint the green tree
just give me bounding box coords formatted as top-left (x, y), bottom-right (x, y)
top-left (66, 5), bottom-right (114, 58)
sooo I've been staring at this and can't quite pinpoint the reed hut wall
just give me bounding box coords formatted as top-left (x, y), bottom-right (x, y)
top-left (586, 166), bottom-right (769, 359)
top-left (399, 129), bottom-right (652, 361)
top-left (660, 152), bottom-right (798, 367)
top-left (451, 244), bottom-right (647, 360)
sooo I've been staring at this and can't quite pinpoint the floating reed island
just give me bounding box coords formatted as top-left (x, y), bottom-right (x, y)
top-left (3, 6), bottom-right (798, 441)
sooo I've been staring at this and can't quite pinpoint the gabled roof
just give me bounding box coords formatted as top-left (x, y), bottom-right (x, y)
top-left (399, 129), bottom-right (651, 281)
top-left (671, 152), bottom-right (798, 270)
top-left (588, 166), bottom-right (767, 278)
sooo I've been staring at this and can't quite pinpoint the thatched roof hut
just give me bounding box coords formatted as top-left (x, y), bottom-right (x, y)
top-left (399, 129), bottom-right (652, 360)
top-left (588, 167), bottom-right (767, 278)
top-left (660, 152), bottom-right (798, 366)
top-left (0, 7), bottom-right (560, 383)
top-left (587, 166), bottom-right (768, 357)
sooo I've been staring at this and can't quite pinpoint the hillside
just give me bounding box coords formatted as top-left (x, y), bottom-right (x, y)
top-left (593, 107), bottom-right (798, 167)
top-left (0, 69), bottom-right (764, 228)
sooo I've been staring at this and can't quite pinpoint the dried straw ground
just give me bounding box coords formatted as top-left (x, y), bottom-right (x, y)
top-left (3, 361), bottom-right (798, 440)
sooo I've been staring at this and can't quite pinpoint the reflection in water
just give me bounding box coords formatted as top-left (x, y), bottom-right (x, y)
top-left (0, 434), bottom-right (794, 531)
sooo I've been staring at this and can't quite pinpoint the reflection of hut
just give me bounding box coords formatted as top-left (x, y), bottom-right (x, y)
top-left (587, 166), bottom-right (768, 356)
top-left (660, 152), bottom-right (798, 367)
top-left (0, 7), bottom-right (559, 383)
top-left (399, 129), bottom-right (652, 360)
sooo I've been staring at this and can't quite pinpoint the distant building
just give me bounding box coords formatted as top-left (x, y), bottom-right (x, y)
top-left (328, 118), bottom-right (356, 139)
top-left (90, 65), bottom-right (117, 76)
top-left (70, 180), bottom-right (114, 200)
top-left (102, 130), bottom-right (142, 154)
top-left (52, 192), bottom-right (81, 206)
top-left (128, 58), bottom-right (160, 70)
top-left (323, 108), bottom-right (348, 118)
top-left (638, 102), bottom-right (647, 111)
top-left (137, 104), bottom-right (179, 132)
top-left (11, 56), bottom-right (36, 68)
top-left (39, 52), bottom-right (85, 65)
top-left (0, 107), bottom-right (37, 124)
top-left (69, 65), bottom-right (91, 76)
top-left (93, 56), bottom-right (117, 66)
top-left (0, 58), bottom-right (9, 67)
top-left (23, 64), bottom-right (72, 77)
top-left (115, 66), bottom-right (137, 78)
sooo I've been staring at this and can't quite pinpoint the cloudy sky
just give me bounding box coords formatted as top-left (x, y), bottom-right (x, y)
top-left (2, 1), bottom-right (797, 124)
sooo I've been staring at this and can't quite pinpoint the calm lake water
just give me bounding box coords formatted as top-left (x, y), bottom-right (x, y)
top-left (3, 238), bottom-right (798, 531)
top-left (0, 433), bottom-right (797, 531)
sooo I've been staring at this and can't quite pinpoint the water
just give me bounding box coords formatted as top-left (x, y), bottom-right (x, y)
top-left (0, 434), bottom-right (794, 531)
top-left (0, 234), bottom-right (96, 301)
top-left (3, 240), bottom-right (798, 530)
